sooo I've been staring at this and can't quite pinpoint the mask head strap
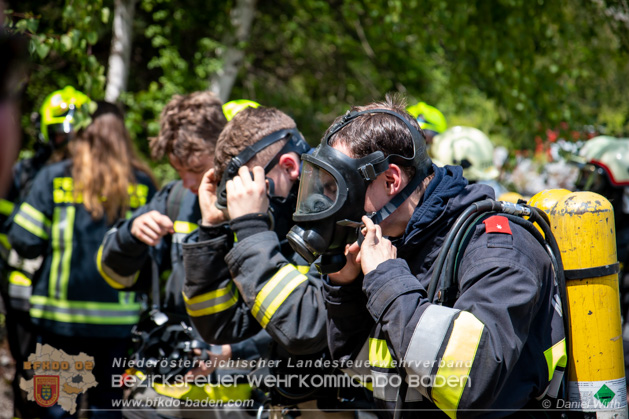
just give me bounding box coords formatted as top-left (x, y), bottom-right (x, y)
top-left (216, 128), bottom-right (310, 209)
top-left (325, 108), bottom-right (432, 225)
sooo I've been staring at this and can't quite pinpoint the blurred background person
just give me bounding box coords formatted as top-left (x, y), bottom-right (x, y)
top-left (406, 101), bottom-right (447, 145)
top-left (7, 101), bottom-right (157, 418)
top-left (1, 86), bottom-right (90, 419)
top-left (98, 94), bottom-right (269, 418)
top-left (431, 125), bottom-right (510, 198)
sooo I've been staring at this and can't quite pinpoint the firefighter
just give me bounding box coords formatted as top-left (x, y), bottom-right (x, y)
top-left (0, 86), bottom-right (91, 419)
top-left (98, 93), bottom-right (269, 418)
top-left (7, 101), bottom-right (157, 418)
top-left (431, 125), bottom-right (509, 198)
top-left (573, 136), bottom-right (629, 382)
top-left (286, 95), bottom-right (566, 417)
top-left (406, 101), bottom-right (447, 145)
top-left (182, 106), bottom-right (371, 417)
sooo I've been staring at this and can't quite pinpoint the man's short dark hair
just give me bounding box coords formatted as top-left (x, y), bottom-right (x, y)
top-left (327, 93), bottom-right (423, 178)
top-left (214, 106), bottom-right (297, 181)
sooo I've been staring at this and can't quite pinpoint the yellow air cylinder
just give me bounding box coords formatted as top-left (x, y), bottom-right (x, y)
top-left (527, 189), bottom-right (572, 237)
top-left (536, 191), bottom-right (627, 417)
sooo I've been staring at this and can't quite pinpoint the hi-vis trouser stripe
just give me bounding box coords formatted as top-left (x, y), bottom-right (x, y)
top-left (251, 264), bottom-right (308, 328)
top-left (30, 295), bottom-right (141, 324)
top-left (183, 282), bottom-right (239, 317)
top-left (14, 202), bottom-right (51, 239)
top-left (97, 230), bottom-right (139, 289)
top-left (173, 221), bottom-right (197, 244)
top-left (369, 338), bottom-right (423, 403)
top-left (543, 338), bottom-right (567, 398)
top-left (49, 206), bottom-right (75, 300)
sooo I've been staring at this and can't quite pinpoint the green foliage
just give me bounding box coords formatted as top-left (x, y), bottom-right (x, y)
top-left (6, 0), bottom-right (629, 185)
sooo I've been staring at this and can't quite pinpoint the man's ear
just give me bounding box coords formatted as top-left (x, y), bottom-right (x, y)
top-left (384, 164), bottom-right (405, 196)
top-left (278, 153), bottom-right (301, 182)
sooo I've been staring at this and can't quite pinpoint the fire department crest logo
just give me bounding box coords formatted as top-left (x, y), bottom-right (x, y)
top-left (34, 375), bottom-right (60, 407)
top-left (21, 343), bottom-right (98, 414)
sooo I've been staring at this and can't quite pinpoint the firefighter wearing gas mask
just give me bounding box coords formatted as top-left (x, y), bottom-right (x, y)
top-left (288, 95), bottom-right (566, 417)
top-left (181, 106), bottom-right (374, 416)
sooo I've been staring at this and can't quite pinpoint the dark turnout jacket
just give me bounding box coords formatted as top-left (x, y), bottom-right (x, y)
top-left (181, 212), bottom-right (327, 355)
top-left (7, 160), bottom-right (157, 338)
top-left (324, 165), bottom-right (567, 418)
top-left (98, 180), bottom-right (271, 360)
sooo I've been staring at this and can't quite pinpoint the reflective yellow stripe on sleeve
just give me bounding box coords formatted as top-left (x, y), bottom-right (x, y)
top-left (96, 245), bottom-right (139, 290)
top-left (251, 264), bottom-right (308, 328)
top-left (183, 282), bottom-right (239, 317)
top-left (431, 311), bottom-right (484, 419)
top-left (9, 271), bottom-right (31, 286)
top-left (14, 202), bottom-right (51, 239)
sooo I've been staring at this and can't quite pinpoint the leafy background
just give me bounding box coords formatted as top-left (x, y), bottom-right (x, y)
top-left (6, 0), bottom-right (629, 185)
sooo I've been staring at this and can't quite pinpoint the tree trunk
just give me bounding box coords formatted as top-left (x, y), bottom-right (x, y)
top-left (105, 0), bottom-right (137, 103)
top-left (210, 0), bottom-right (257, 102)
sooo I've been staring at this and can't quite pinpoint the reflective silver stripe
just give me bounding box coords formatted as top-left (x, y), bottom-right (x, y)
top-left (372, 370), bottom-right (399, 402)
top-left (51, 206), bottom-right (70, 299)
top-left (172, 232), bottom-right (187, 244)
top-left (546, 369), bottom-right (564, 399)
top-left (404, 305), bottom-right (460, 400)
top-left (341, 340), bottom-right (374, 378)
top-left (14, 204), bottom-right (51, 239)
top-left (9, 283), bottom-right (31, 300)
top-left (405, 385), bottom-right (424, 402)
top-left (185, 282), bottom-right (238, 314)
top-left (30, 302), bottom-right (139, 318)
top-left (553, 293), bottom-right (563, 317)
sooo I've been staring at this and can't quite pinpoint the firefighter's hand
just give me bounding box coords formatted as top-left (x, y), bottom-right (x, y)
top-left (185, 345), bottom-right (232, 377)
top-left (130, 211), bottom-right (174, 246)
top-left (226, 166), bottom-right (268, 220)
top-left (358, 216), bottom-right (396, 275)
top-left (328, 242), bottom-right (361, 285)
top-left (199, 168), bottom-right (228, 226)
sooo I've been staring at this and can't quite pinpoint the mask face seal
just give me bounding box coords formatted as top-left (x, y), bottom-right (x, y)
top-left (215, 128), bottom-right (311, 210)
top-left (287, 108), bottom-right (432, 274)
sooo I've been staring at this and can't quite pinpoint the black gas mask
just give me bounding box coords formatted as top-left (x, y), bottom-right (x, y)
top-left (287, 109), bottom-right (432, 274)
top-left (215, 127), bottom-right (311, 215)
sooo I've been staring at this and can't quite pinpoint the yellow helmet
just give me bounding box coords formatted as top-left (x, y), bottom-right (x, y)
top-left (431, 126), bottom-right (499, 182)
top-left (39, 86), bottom-right (91, 146)
top-left (222, 99), bottom-right (261, 121)
top-left (406, 102), bottom-right (447, 135)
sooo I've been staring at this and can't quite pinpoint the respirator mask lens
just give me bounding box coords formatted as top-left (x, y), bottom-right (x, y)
top-left (294, 161), bottom-right (339, 217)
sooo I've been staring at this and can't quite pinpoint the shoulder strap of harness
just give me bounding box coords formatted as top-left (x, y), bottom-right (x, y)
top-left (165, 180), bottom-right (186, 223)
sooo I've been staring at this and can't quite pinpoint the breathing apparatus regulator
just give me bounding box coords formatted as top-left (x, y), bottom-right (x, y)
top-left (128, 261), bottom-right (213, 383)
top-left (286, 108), bottom-right (432, 274)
